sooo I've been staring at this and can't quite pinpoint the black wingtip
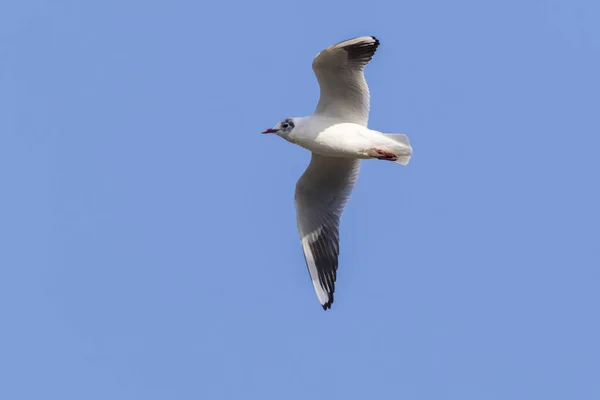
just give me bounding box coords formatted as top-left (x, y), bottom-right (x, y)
top-left (341, 36), bottom-right (380, 64)
top-left (321, 294), bottom-right (334, 311)
top-left (371, 36), bottom-right (380, 50)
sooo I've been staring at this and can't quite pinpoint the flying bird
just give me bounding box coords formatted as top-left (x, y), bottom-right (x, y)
top-left (263, 36), bottom-right (413, 310)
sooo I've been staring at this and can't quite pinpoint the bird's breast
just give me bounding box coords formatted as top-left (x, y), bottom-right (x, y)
top-left (295, 124), bottom-right (369, 158)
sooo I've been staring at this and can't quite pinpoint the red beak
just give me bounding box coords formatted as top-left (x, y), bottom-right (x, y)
top-left (262, 128), bottom-right (278, 134)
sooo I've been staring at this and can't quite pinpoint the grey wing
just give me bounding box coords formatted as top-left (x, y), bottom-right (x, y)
top-left (312, 36), bottom-right (380, 126)
top-left (294, 153), bottom-right (360, 310)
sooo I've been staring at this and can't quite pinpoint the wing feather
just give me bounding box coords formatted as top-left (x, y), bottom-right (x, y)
top-left (312, 36), bottom-right (380, 126)
top-left (294, 154), bottom-right (360, 310)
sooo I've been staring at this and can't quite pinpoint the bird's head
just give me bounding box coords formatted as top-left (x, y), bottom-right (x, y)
top-left (262, 118), bottom-right (297, 138)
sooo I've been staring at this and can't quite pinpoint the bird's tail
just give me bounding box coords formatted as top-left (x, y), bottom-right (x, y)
top-left (384, 134), bottom-right (413, 165)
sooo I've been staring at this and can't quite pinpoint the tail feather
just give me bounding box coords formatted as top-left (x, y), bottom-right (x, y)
top-left (385, 134), bottom-right (413, 165)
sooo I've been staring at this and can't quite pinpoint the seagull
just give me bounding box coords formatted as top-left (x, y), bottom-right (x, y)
top-left (263, 36), bottom-right (413, 310)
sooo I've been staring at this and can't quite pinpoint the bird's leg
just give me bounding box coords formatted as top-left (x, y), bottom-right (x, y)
top-left (372, 148), bottom-right (398, 161)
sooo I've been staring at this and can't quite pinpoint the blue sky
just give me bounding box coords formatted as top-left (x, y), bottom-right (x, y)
top-left (1, 0), bottom-right (599, 399)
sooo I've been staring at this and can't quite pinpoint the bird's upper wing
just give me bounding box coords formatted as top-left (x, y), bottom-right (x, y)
top-left (294, 153), bottom-right (360, 310)
top-left (312, 36), bottom-right (380, 126)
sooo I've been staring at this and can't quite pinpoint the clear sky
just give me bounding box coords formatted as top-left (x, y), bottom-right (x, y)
top-left (1, 0), bottom-right (599, 399)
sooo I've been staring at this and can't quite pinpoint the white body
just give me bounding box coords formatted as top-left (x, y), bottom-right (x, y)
top-left (286, 116), bottom-right (412, 160)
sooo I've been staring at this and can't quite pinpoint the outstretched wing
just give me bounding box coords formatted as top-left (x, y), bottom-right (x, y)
top-left (312, 36), bottom-right (380, 126)
top-left (294, 153), bottom-right (360, 310)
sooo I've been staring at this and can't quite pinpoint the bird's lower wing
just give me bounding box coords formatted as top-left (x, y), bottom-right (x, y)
top-left (294, 153), bottom-right (360, 309)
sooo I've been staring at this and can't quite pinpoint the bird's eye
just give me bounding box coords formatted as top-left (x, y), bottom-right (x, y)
top-left (282, 122), bottom-right (289, 129)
